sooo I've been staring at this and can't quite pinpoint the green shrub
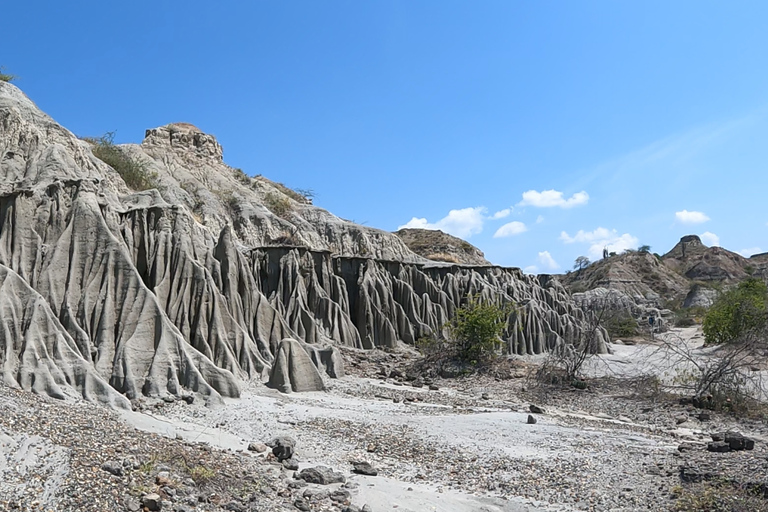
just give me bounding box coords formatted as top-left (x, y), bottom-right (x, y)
top-left (86, 132), bottom-right (158, 191)
top-left (0, 67), bottom-right (15, 83)
top-left (703, 278), bottom-right (768, 345)
top-left (602, 312), bottom-right (637, 338)
top-left (449, 297), bottom-right (510, 363)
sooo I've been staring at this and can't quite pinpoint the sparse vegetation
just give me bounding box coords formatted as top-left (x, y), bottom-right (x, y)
top-left (602, 311), bottom-right (638, 338)
top-left (189, 464), bottom-right (216, 485)
top-left (264, 192), bottom-right (293, 217)
top-left (294, 187), bottom-right (315, 202)
top-left (232, 167), bottom-right (250, 184)
top-left (534, 301), bottom-right (608, 386)
top-left (659, 321), bottom-right (768, 416)
top-left (703, 278), bottom-right (768, 345)
top-left (0, 67), bottom-right (16, 83)
top-left (85, 132), bottom-right (159, 191)
top-left (424, 252), bottom-right (461, 264)
top-left (638, 244), bottom-right (651, 253)
top-left (672, 480), bottom-right (768, 511)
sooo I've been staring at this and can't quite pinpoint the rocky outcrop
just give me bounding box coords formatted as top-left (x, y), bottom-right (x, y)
top-left (562, 251), bottom-right (689, 314)
top-left (682, 284), bottom-right (717, 309)
top-left (0, 81), bottom-right (608, 406)
top-left (394, 228), bottom-right (491, 266)
top-left (267, 338), bottom-right (326, 393)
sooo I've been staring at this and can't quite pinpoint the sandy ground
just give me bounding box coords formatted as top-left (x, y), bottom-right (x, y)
top-left (119, 330), bottom-right (712, 512)
top-left (121, 387), bottom-right (555, 512)
top-left (114, 326), bottom-right (768, 511)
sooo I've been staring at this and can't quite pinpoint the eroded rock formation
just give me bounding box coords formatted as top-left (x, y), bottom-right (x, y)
top-left (0, 82), bottom-right (607, 406)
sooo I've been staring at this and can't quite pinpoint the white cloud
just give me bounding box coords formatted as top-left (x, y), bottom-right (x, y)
top-left (700, 232), bottom-right (720, 247)
top-left (493, 221), bottom-right (527, 238)
top-left (738, 247), bottom-right (763, 257)
top-left (675, 210), bottom-right (710, 224)
top-left (560, 227), bottom-right (639, 260)
top-left (523, 265), bottom-right (539, 274)
top-left (491, 208), bottom-right (512, 220)
top-left (398, 207), bottom-right (486, 238)
top-left (519, 189), bottom-right (589, 209)
top-left (537, 251), bottom-right (559, 271)
top-left (536, 215), bottom-right (544, 224)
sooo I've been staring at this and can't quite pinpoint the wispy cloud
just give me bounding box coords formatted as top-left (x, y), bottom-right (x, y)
top-left (519, 189), bottom-right (589, 209)
top-left (560, 227), bottom-right (639, 260)
top-left (700, 231), bottom-right (720, 247)
top-left (537, 251), bottom-right (559, 271)
top-left (675, 210), bottom-right (710, 224)
top-left (738, 247), bottom-right (762, 257)
top-left (490, 208), bottom-right (512, 219)
top-left (573, 112), bottom-right (759, 191)
top-left (399, 207), bottom-right (486, 238)
top-left (493, 221), bottom-right (527, 238)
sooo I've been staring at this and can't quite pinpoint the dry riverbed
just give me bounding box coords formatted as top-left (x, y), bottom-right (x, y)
top-left (2, 327), bottom-right (768, 511)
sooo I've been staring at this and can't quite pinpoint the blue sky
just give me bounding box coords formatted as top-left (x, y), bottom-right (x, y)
top-left (4, 1), bottom-right (767, 271)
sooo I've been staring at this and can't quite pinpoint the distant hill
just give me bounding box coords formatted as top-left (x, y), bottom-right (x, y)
top-left (559, 235), bottom-right (768, 325)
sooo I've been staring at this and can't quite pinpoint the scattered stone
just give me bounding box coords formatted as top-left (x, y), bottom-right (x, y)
top-left (707, 441), bottom-right (731, 453)
top-left (248, 442), bottom-right (268, 453)
top-left (330, 489), bottom-right (351, 503)
top-left (297, 466), bottom-right (346, 485)
top-left (529, 404), bottom-right (545, 414)
top-left (481, 393), bottom-right (490, 400)
top-left (725, 431), bottom-right (755, 451)
top-left (155, 472), bottom-right (172, 486)
top-left (294, 499), bottom-right (311, 511)
top-left (677, 443), bottom-right (697, 452)
top-left (675, 415), bottom-right (688, 425)
top-left (527, 414), bottom-right (537, 425)
top-left (698, 412), bottom-right (711, 421)
top-left (428, 384), bottom-right (439, 391)
top-left (352, 461), bottom-right (378, 476)
top-left (268, 436), bottom-right (296, 461)
top-left (142, 493), bottom-right (163, 511)
top-left (283, 458), bottom-right (300, 471)
top-left (101, 461), bottom-right (123, 477)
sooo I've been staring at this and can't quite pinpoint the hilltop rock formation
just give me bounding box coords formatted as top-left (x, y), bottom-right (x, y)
top-left (0, 82), bottom-right (607, 406)
top-left (662, 235), bottom-right (755, 282)
top-left (394, 228), bottom-right (491, 266)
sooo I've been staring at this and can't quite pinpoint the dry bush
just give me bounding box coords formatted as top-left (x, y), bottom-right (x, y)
top-left (672, 481), bottom-right (768, 512)
top-left (532, 300), bottom-right (608, 388)
top-left (232, 167), bottom-right (251, 184)
top-left (425, 252), bottom-right (461, 264)
top-left (0, 66), bottom-right (15, 82)
top-left (657, 325), bottom-right (768, 416)
top-left (85, 132), bottom-right (158, 191)
top-left (264, 193), bottom-right (293, 218)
